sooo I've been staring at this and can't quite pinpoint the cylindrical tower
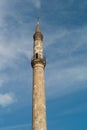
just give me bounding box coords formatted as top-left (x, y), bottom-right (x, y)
top-left (31, 21), bottom-right (47, 130)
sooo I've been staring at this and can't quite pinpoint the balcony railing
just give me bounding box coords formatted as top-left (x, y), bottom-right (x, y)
top-left (31, 56), bottom-right (46, 68)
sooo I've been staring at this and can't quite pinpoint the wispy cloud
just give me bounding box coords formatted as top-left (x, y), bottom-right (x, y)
top-left (45, 26), bottom-right (87, 98)
top-left (0, 0), bottom-right (33, 110)
top-left (0, 0), bottom-right (86, 129)
top-left (0, 0), bottom-right (86, 106)
top-left (46, 64), bottom-right (87, 98)
top-left (0, 93), bottom-right (16, 107)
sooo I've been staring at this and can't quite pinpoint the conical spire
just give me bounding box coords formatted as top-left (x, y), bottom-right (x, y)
top-left (33, 19), bottom-right (43, 41)
top-left (35, 19), bottom-right (41, 33)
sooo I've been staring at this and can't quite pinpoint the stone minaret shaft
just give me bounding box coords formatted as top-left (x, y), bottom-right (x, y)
top-left (31, 22), bottom-right (47, 130)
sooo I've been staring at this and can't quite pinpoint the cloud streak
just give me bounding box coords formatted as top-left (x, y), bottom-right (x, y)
top-left (45, 25), bottom-right (87, 98)
top-left (0, 93), bottom-right (16, 107)
top-left (0, 0), bottom-right (86, 107)
top-left (46, 64), bottom-right (87, 98)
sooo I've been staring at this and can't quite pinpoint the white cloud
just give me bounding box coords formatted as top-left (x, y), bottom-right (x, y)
top-left (0, 93), bottom-right (15, 107)
top-left (0, 39), bottom-right (32, 70)
top-left (0, 0), bottom-right (86, 104)
top-left (0, 0), bottom-right (33, 70)
top-left (45, 26), bottom-right (87, 97)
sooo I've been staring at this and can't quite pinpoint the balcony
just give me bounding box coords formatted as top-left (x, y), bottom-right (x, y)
top-left (31, 56), bottom-right (46, 68)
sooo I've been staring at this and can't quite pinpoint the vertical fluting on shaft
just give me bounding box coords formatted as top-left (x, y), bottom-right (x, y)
top-left (31, 21), bottom-right (47, 130)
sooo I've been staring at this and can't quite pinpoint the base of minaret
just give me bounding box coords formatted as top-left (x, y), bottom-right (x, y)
top-left (32, 63), bottom-right (47, 130)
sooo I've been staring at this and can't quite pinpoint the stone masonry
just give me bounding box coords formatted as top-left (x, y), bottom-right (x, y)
top-left (31, 21), bottom-right (47, 130)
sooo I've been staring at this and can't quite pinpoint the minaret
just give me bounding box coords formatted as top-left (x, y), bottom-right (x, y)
top-left (31, 21), bottom-right (47, 130)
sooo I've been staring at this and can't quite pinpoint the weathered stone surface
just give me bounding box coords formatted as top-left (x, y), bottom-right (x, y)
top-left (32, 64), bottom-right (47, 130)
top-left (31, 22), bottom-right (47, 130)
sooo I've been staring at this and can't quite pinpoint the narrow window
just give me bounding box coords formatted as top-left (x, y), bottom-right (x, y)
top-left (36, 53), bottom-right (38, 59)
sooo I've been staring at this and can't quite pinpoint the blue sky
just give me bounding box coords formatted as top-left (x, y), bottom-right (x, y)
top-left (0, 0), bottom-right (87, 129)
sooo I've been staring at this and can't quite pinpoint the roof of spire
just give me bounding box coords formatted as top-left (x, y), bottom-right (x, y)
top-left (35, 18), bottom-right (41, 33)
top-left (33, 18), bottom-right (43, 40)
